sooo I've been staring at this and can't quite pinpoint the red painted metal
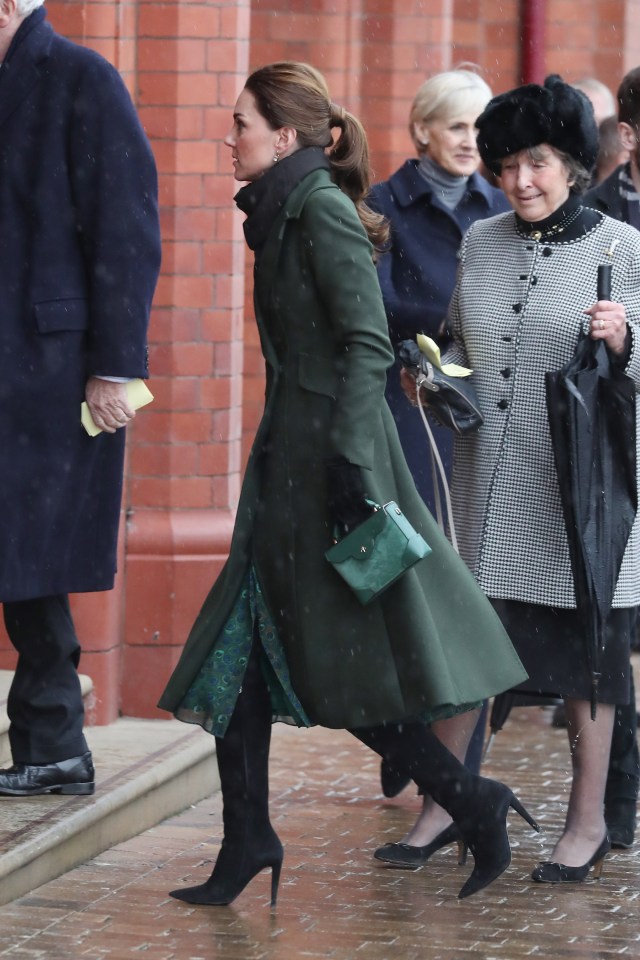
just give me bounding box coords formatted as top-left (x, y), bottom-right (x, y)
top-left (521, 0), bottom-right (546, 84)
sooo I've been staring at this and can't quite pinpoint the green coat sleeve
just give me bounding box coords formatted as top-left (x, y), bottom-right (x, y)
top-left (299, 187), bottom-right (395, 469)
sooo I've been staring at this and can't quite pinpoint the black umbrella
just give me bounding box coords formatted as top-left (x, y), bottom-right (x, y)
top-left (544, 264), bottom-right (637, 718)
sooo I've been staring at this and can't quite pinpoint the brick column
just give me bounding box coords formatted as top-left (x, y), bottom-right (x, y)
top-left (122, 0), bottom-right (250, 717)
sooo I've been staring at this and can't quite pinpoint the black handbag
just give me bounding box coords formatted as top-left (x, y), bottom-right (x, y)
top-left (325, 500), bottom-right (431, 605)
top-left (397, 339), bottom-right (483, 434)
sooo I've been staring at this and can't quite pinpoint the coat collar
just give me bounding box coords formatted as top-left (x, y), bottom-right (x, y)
top-left (386, 158), bottom-right (496, 211)
top-left (235, 148), bottom-right (330, 251)
top-left (0, 9), bottom-right (52, 130)
top-left (280, 167), bottom-right (334, 220)
top-left (252, 169), bottom-right (334, 288)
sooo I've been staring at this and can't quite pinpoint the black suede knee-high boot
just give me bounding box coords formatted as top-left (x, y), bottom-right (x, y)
top-left (352, 722), bottom-right (539, 899)
top-left (170, 645), bottom-right (283, 907)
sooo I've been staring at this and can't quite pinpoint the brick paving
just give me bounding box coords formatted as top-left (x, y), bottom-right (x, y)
top-left (0, 706), bottom-right (638, 960)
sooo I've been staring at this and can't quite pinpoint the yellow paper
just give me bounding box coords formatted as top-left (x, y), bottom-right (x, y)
top-left (81, 379), bottom-right (154, 437)
top-left (416, 334), bottom-right (473, 378)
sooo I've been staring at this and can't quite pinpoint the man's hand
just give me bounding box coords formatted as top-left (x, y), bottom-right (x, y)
top-left (85, 377), bottom-right (135, 434)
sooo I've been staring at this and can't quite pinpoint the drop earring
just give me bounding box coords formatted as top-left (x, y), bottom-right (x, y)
top-left (273, 151), bottom-right (280, 163)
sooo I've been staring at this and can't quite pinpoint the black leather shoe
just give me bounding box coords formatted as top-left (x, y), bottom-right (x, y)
top-left (0, 751), bottom-right (95, 796)
top-left (605, 799), bottom-right (636, 849)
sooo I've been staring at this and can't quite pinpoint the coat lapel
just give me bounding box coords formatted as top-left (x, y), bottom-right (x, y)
top-left (0, 57), bottom-right (40, 129)
top-left (0, 16), bottom-right (52, 130)
top-left (253, 170), bottom-right (333, 319)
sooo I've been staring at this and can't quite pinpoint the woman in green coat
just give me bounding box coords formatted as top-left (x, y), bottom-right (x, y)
top-left (159, 61), bottom-right (535, 906)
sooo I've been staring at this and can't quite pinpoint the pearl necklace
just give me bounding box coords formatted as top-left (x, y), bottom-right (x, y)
top-left (518, 204), bottom-right (584, 242)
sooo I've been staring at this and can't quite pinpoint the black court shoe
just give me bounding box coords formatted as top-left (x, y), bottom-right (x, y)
top-left (531, 834), bottom-right (610, 883)
top-left (374, 823), bottom-right (467, 869)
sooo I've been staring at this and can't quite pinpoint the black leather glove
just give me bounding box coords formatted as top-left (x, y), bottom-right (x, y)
top-left (325, 456), bottom-right (374, 534)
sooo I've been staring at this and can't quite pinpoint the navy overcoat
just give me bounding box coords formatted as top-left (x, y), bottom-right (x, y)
top-left (0, 10), bottom-right (161, 601)
top-left (369, 160), bottom-right (508, 512)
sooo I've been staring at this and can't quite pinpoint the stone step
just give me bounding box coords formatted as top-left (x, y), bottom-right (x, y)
top-left (0, 673), bottom-right (217, 907)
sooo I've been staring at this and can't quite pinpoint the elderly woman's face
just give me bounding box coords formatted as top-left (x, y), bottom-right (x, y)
top-left (500, 145), bottom-right (573, 221)
top-left (415, 111), bottom-right (480, 177)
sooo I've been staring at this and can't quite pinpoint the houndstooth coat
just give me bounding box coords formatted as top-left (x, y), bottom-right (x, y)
top-left (445, 210), bottom-right (640, 608)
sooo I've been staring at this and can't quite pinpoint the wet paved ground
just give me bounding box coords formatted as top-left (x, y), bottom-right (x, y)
top-left (0, 704), bottom-right (638, 959)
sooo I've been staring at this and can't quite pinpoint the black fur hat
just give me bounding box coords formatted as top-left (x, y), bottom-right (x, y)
top-left (476, 74), bottom-right (599, 175)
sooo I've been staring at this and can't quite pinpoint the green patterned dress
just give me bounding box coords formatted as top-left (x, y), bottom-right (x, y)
top-left (175, 568), bottom-right (311, 737)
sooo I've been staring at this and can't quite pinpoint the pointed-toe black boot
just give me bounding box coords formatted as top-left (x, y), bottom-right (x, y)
top-left (352, 722), bottom-right (539, 899)
top-left (380, 759), bottom-right (412, 798)
top-left (169, 827), bottom-right (283, 906)
top-left (454, 779), bottom-right (539, 899)
top-left (170, 644), bottom-right (283, 908)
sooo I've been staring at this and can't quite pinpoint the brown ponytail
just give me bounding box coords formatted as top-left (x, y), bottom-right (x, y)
top-left (327, 102), bottom-right (388, 251)
top-left (245, 62), bottom-right (389, 251)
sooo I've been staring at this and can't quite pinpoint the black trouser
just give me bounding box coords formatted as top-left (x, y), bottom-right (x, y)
top-left (3, 594), bottom-right (88, 764)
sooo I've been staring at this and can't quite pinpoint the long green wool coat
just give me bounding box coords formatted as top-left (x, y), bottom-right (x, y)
top-left (159, 168), bottom-right (527, 729)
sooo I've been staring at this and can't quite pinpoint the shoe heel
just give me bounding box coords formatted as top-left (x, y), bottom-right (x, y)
top-left (270, 859), bottom-right (282, 907)
top-left (456, 840), bottom-right (468, 866)
top-left (591, 854), bottom-right (607, 881)
top-left (510, 795), bottom-right (540, 832)
top-left (58, 782), bottom-right (95, 796)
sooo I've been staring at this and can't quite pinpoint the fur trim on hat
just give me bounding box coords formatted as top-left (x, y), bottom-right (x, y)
top-left (476, 74), bottom-right (599, 175)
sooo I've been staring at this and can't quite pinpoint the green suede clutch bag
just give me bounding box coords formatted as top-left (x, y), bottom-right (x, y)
top-left (325, 501), bottom-right (431, 605)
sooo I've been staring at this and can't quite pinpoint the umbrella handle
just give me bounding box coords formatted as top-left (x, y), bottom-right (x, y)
top-left (597, 264), bottom-right (612, 301)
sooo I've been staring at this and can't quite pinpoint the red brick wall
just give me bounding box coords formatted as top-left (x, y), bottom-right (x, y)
top-left (122, 0), bottom-right (250, 719)
top-left (2, 0), bottom-right (639, 724)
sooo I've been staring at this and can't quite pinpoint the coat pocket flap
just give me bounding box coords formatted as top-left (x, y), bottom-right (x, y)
top-left (34, 299), bottom-right (89, 333)
top-left (298, 352), bottom-right (338, 399)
